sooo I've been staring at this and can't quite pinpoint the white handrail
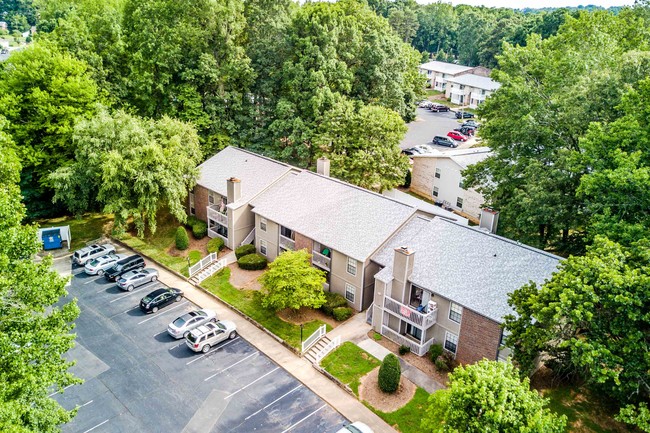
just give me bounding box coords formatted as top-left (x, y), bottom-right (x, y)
top-left (240, 228), bottom-right (255, 247)
top-left (189, 252), bottom-right (217, 278)
top-left (194, 258), bottom-right (227, 283)
top-left (302, 324), bottom-right (326, 353)
top-left (314, 336), bottom-right (341, 364)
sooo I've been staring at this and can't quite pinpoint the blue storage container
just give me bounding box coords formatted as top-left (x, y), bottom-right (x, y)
top-left (42, 229), bottom-right (63, 250)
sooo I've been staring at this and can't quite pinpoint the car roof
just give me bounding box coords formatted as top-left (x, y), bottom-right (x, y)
top-left (191, 322), bottom-right (219, 335)
top-left (147, 288), bottom-right (168, 297)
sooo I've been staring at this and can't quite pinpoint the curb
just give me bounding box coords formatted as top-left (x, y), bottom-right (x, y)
top-left (313, 364), bottom-right (356, 397)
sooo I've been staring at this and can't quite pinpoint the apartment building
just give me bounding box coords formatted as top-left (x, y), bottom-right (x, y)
top-left (445, 74), bottom-right (501, 108)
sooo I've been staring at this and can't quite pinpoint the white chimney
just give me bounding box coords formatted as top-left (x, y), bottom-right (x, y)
top-left (226, 177), bottom-right (241, 204)
top-left (317, 157), bottom-right (330, 177)
top-left (479, 208), bottom-right (499, 234)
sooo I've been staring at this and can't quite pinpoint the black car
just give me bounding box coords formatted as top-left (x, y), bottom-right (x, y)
top-left (432, 136), bottom-right (458, 148)
top-left (455, 111), bottom-right (475, 119)
top-left (140, 287), bottom-right (184, 313)
top-left (462, 120), bottom-right (480, 128)
top-left (430, 103), bottom-right (450, 112)
top-left (455, 126), bottom-right (476, 136)
top-left (105, 254), bottom-right (145, 281)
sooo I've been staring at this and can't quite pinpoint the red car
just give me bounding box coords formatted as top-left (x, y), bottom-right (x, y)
top-left (447, 131), bottom-right (469, 142)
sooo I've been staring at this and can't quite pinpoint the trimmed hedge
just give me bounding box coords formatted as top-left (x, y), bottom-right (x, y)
top-left (186, 216), bottom-right (207, 239)
top-left (175, 226), bottom-right (189, 250)
top-left (235, 244), bottom-right (256, 260)
top-left (332, 307), bottom-right (353, 322)
top-left (399, 345), bottom-right (411, 355)
top-left (435, 351), bottom-right (455, 372)
top-left (429, 344), bottom-right (443, 363)
top-left (378, 353), bottom-right (401, 393)
top-left (207, 237), bottom-right (224, 253)
top-left (237, 253), bottom-right (268, 270)
top-left (321, 291), bottom-right (348, 316)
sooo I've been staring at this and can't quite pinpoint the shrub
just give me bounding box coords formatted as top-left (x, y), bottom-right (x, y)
top-left (235, 244), bottom-right (256, 259)
top-left (373, 333), bottom-right (383, 341)
top-left (435, 351), bottom-right (455, 372)
top-left (175, 226), bottom-right (189, 250)
top-left (402, 169), bottom-right (411, 188)
top-left (320, 291), bottom-right (348, 316)
top-left (429, 344), bottom-right (443, 363)
top-left (186, 216), bottom-right (207, 239)
top-left (378, 353), bottom-right (401, 393)
top-left (332, 307), bottom-right (353, 321)
top-left (237, 253), bottom-right (267, 270)
top-left (399, 345), bottom-right (411, 355)
top-left (207, 237), bottom-right (224, 253)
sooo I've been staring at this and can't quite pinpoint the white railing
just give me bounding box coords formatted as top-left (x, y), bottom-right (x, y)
top-left (311, 250), bottom-right (331, 270)
top-left (383, 296), bottom-right (437, 328)
top-left (366, 303), bottom-right (373, 324)
top-left (471, 92), bottom-right (487, 101)
top-left (207, 228), bottom-right (227, 242)
top-left (189, 252), bottom-right (218, 278)
top-left (302, 324), bottom-right (326, 353)
top-left (381, 326), bottom-right (434, 357)
top-left (314, 336), bottom-right (341, 364)
top-left (194, 258), bottom-right (227, 283)
top-left (207, 206), bottom-right (228, 226)
top-left (279, 234), bottom-right (295, 251)
top-left (240, 228), bottom-right (255, 247)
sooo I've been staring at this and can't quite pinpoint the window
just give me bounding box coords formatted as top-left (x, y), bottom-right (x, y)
top-left (347, 257), bottom-right (357, 276)
top-left (456, 197), bottom-right (464, 209)
top-left (500, 331), bottom-right (510, 348)
top-left (444, 331), bottom-right (458, 353)
top-left (260, 240), bottom-right (267, 256)
top-left (208, 191), bottom-right (215, 205)
top-left (406, 323), bottom-right (423, 341)
top-left (260, 218), bottom-right (267, 232)
top-left (189, 192), bottom-right (195, 215)
top-left (481, 89), bottom-right (486, 95)
top-left (345, 283), bottom-right (356, 303)
top-left (435, 168), bottom-right (441, 179)
top-left (432, 186), bottom-right (439, 197)
top-left (449, 302), bottom-right (463, 323)
top-left (280, 226), bottom-right (293, 239)
top-left (459, 85), bottom-right (465, 90)
top-left (458, 179), bottom-right (465, 189)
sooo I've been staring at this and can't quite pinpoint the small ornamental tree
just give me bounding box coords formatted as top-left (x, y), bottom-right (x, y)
top-left (378, 353), bottom-right (401, 393)
top-left (175, 226), bottom-right (189, 250)
top-left (257, 249), bottom-right (326, 312)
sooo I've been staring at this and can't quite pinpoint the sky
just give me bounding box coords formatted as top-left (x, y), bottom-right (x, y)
top-left (417, 0), bottom-right (635, 8)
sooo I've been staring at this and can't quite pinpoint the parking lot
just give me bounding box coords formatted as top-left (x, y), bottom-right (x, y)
top-left (53, 253), bottom-right (349, 433)
top-left (401, 107), bottom-right (477, 150)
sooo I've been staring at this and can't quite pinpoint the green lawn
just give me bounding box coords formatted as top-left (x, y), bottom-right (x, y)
top-left (321, 342), bottom-right (380, 395)
top-left (201, 268), bottom-right (330, 350)
top-left (37, 213), bottom-right (113, 250)
top-left (370, 387), bottom-right (431, 433)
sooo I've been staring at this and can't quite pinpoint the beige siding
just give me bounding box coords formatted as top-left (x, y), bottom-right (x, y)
top-left (255, 215), bottom-right (279, 261)
top-left (330, 250), bottom-right (364, 311)
top-left (230, 204), bottom-right (255, 250)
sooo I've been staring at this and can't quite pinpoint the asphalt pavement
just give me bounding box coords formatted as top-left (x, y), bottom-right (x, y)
top-left (402, 107), bottom-right (478, 151)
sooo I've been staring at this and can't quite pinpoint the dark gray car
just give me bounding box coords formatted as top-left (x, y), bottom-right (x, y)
top-left (116, 268), bottom-right (159, 291)
top-left (432, 136), bottom-right (458, 148)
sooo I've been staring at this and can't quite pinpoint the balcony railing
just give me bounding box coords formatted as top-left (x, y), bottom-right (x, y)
top-left (471, 92), bottom-right (487, 101)
top-left (207, 205), bottom-right (228, 226)
top-left (381, 326), bottom-right (435, 357)
top-left (207, 227), bottom-right (227, 242)
top-left (312, 250), bottom-right (331, 270)
top-left (279, 234), bottom-right (295, 251)
top-left (383, 296), bottom-right (437, 328)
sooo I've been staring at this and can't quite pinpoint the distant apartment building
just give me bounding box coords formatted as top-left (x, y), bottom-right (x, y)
top-left (418, 60), bottom-right (491, 92)
top-left (445, 74), bottom-right (501, 108)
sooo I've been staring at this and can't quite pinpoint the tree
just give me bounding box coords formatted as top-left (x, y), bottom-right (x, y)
top-left (49, 108), bottom-right (202, 237)
top-left (504, 236), bottom-right (650, 431)
top-left (257, 249), bottom-right (326, 312)
top-left (0, 119), bottom-right (81, 433)
top-left (388, 6), bottom-right (419, 44)
top-left (421, 360), bottom-right (566, 433)
top-left (378, 353), bottom-right (401, 393)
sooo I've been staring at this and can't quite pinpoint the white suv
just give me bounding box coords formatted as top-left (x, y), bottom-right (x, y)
top-left (72, 244), bottom-right (116, 266)
top-left (185, 321), bottom-right (237, 353)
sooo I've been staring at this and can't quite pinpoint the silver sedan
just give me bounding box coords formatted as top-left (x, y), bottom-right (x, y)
top-left (116, 268), bottom-right (159, 291)
top-left (167, 309), bottom-right (218, 339)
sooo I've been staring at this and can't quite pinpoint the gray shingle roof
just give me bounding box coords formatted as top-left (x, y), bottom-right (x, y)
top-left (419, 61), bottom-right (474, 75)
top-left (196, 147), bottom-right (292, 207)
top-left (446, 73), bottom-right (501, 91)
top-left (372, 217), bottom-right (561, 322)
top-left (250, 171), bottom-right (418, 261)
top-left (413, 147), bottom-right (491, 170)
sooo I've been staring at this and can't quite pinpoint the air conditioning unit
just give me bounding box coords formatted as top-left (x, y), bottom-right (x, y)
top-left (427, 301), bottom-right (437, 313)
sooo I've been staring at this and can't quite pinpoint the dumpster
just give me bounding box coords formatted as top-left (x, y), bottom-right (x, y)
top-left (42, 229), bottom-right (63, 250)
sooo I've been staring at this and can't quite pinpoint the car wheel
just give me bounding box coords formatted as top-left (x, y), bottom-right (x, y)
top-left (152, 306), bottom-right (158, 313)
top-left (175, 295), bottom-right (181, 302)
top-left (229, 331), bottom-right (237, 340)
top-left (152, 275), bottom-right (157, 282)
top-left (98, 269), bottom-right (104, 276)
top-left (202, 344), bottom-right (211, 353)
top-left (127, 285), bottom-right (134, 292)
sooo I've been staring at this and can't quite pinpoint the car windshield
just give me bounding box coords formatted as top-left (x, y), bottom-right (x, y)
top-left (173, 316), bottom-right (187, 327)
top-left (346, 426), bottom-right (363, 433)
top-left (216, 322), bottom-right (227, 331)
top-left (88, 259), bottom-right (100, 266)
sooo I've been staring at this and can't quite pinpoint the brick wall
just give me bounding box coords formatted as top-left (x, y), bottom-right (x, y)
top-left (194, 185), bottom-right (209, 222)
top-left (456, 308), bottom-right (501, 364)
top-left (294, 232), bottom-right (313, 253)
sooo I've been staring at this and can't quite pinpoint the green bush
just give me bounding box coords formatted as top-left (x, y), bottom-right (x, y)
top-left (373, 332), bottom-right (382, 341)
top-left (237, 253), bottom-right (267, 270)
top-left (402, 169), bottom-right (411, 188)
top-left (320, 291), bottom-right (348, 316)
top-left (429, 344), bottom-right (443, 363)
top-left (378, 353), bottom-right (401, 393)
top-left (186, 216), bottom-right (207, 239)
top-left (435, 351), bottom-right (455, 372)
top-left (207, 237), bottom-right (224, 253)
top-left (175, 226), bottom-right (189, 250)
top-left (235, 244), bottom-right (256, 259)
top-left (332, 307), bottom-right (353, 321)
top-left (399, 345), bottom-right (411, 355)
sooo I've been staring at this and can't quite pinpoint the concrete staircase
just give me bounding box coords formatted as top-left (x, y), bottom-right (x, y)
top-left (303, 336), bottom-right (332, 365)
top-left (189, 252), bottom-right (236, 285)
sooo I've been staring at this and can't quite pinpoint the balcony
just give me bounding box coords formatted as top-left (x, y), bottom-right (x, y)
top-left (279, 234), bottom-right (295, 251)
top-left (383, 296), bottom-right (437, 328)
top-left (470, 91), bottom-right (487, 101)
top-left (207, 205), bottom-right (228, 226)
top-left (312, 250), bottom-right (331, 270)
top-left (381, 326), bottom-right (435, 357)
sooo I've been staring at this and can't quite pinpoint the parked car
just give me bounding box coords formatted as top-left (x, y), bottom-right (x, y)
top-left (418, 100), bottom-right (433, 108)
top-left (167, 309), bottom-right (218, 339)
top-left (429, 103), bottom-right (450, 112)
top-left (105, 255), bottom-right (145, 281)
top-left (72, 244), bottom-right (116, 266)
top-left (140, 287), bottom-right (184, 313)
top-left (84, 254), bottom-right (125, 276)
top-left (336, 422), bottom-right (374, 433)
top-left (185, 320), bottom-right (237, 353)
top-left (462, 120), bottom-right (480, 128)
top-left (117, 268), bottom-right (159, 291)
top-left (432, 136), bottom-right (458, 148)
top-left (454, 111), bottom-right (475, 119)
top-left (413, 144), bottom-right (435, 154)
top-left (401, 146), bottom-right (427, 156)
top-left (454, 126), bottom-right (476, 136)
top-left (447, 131), bottom-right (469, 142)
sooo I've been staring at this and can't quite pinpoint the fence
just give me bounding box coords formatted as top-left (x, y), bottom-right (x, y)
top-left (189, 252), bottom-right (217, 278)
top-left (301, 324), bottom-right (326, 353)
top-left (313, 336), bottom-right (341, 364)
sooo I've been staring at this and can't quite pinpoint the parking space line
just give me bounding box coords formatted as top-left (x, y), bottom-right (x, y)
top-left (82, 419), bottom-right (109, 433)
top-left (137, 301), bottom-right (188, 325)
top-left (82, 276), bottom-right (102, 285)
top-left (80, 400), bottom-right (93, 407)
top-left (48, 384), bottom-right (73, 397)
top-left (168, 341), bottom-right (185, 350)
top-left (224, 367), bottom-right (280, 399)
top-left (109, 283), bottom-right (158, 303)
top-left (185, 337), bottom-right (240, 365)
top-left (280, 404), bottom-right (327, 433)
top-left (95, 285), bottom-right (111, 293)
top-left (244, 385), bottom-right (302, 420)
top-left (204, 352), bottom-right (257, 381)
